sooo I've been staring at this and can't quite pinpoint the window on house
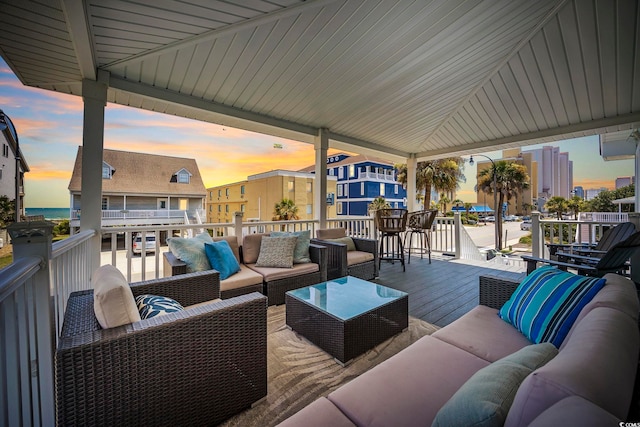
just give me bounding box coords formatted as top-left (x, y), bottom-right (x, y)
top-left (101, 197), bottom-right (108, 210)
top-left (102, 162), bottom-right (114, 179)
top-left (3, 144), bottom-right (8, 157)
top-left (306, 204), bottom-right (312, 214)
top-left (344, 184), bottom-right (349, 197)
top-left (209, 205), bottom-right (212, 212)
top-left (218, 205), bottom-right (221, 212)
top-left (380, 183), bottom-right (385, 196)
top-left (306, 182), bottom-right (312, 192)
top-left (209, 191), bottom-right (213, 200)
top-left (395, 184), bottom-right (399, 194)
top-left (224, 188), bottom-right (229, 197)
top-left (337, 202), bottom-right (343, 214)
top-left (337, 185), bottom-right (343, 197)
top-left (338, 167), bottom-right (344, 179)
top-left (240, 185), bottom-right (245, 195)
top-left (218, 190), bottom-right (222, 197)
top-left (361, 182), bottom-right (364, 195)
top-left (225, 204), bottom-right (229, 212)
top-left (177, 170), bottom-right (190, 183)
top-left (349, 164), bottom-right (355, 177)
top-left (241, 204), bottom-right (245, 212)
top-left (288, 181), bottom-right (294, 192)
top-left (0, 169), bottom-right (2, 180)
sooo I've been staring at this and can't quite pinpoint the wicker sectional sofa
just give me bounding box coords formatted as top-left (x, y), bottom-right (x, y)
top-left (164, 234), bottom-right (327, 305)
top-left (278, 272), bottom-right (640, 426)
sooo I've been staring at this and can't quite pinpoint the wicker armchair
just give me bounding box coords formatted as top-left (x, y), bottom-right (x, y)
top-left (56, 270), bottom-right (268, 427)
top-left (478, 275), bottom-right (522, 309)
top-left (312, 228), bottom-right (378, 280)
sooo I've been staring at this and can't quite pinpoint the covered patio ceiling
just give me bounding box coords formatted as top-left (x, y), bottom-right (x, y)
top-left (0, 0), bottom-right (639, 161)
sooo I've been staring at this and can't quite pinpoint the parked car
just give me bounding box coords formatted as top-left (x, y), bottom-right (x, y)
top-left (484, 216), bottom-right (496, 222)
top-left (504, 215), bottom-right (518, 222)
top-left (133, 233), bottom-right (157, 254)
top-left (520, 220), bottom-right (532, 231)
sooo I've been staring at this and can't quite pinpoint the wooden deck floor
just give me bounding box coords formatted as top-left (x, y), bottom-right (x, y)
top-left (374, 253), bottom-right (526, 327)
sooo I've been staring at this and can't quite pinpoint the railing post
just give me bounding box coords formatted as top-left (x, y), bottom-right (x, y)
top-left (454, 212), bottom-right (461, 259)
top-left (532, 211), bottom-right (542, 258)
top-left (628, 212), bottom-right (640, 286)
top-left (7, 220), bottom-right (56, 425)
top-left (234, 212), bottom-right (244, 246)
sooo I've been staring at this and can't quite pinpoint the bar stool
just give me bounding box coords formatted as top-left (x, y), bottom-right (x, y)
top-left (375, 208), bottom-right (408, 271)
top-left (404, 209), bottom-right (438, 264)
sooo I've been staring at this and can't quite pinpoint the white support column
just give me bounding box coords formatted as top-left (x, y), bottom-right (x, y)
top-left (407, 155), bottom-right (417, 212)
top-left (314, 128), bottom-right (329, 229)
top-left (80, 72), bottom-right (108, 272)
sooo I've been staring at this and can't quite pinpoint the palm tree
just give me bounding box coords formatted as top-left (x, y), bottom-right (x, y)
top-left (439, 193), bottom-right (451, 215)
top-left (545, 196), bottom-right (568, 220)
top-left (367, 196), bottom-right (391, 215)
top-left (395, 158), bottom-right (466, 209)
top-left (567, 195), bottom-right (585, 220)
top-left (272, 198), bottom-right (299, 221)
top-left (477, 161), bottom-right (529, 249)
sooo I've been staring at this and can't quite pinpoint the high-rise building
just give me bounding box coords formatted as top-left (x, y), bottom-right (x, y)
top-left (573, 186), bottom-right (584, 199)
top-left (615, 176), bottom-right (635, 189)
top-left (525, 146), bottom-right (572, 199)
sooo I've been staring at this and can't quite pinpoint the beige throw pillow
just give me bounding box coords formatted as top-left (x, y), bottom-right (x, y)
top-left (93, 265), bottom-right (141, 329)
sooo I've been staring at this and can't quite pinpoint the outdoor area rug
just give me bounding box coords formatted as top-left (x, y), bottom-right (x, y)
top-left (220, 304), bottom-right (440, 427)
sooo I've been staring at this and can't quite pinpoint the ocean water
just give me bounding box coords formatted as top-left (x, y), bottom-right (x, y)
top-left (25, 208), bottom-right (69, 220)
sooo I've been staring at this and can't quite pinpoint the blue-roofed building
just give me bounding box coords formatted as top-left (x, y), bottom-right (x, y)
top-left (300, 153), bottom-right (406, 216)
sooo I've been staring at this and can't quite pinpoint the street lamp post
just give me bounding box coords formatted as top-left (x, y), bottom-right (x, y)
top-left (470, 155), bottom-right (499, 250)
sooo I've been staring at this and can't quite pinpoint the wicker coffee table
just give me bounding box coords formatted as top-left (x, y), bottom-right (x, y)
top-left (285, 276), bottom-right (408, 365)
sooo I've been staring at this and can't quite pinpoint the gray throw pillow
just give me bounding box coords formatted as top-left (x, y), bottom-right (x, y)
top-left (432, 342), bottom-right (558, 427)
top-left (166, 232), bottom-right (214, 272)
top-left (255, 236), bottom-right (298, 268)
top-left (271, 230), bottom-right (311, 263)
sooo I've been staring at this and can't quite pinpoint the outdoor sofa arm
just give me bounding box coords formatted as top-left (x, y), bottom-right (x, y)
top-left (163, 250), bottom-right (187, 276)
top-left (479, 275), bottom-right (521, 310)
top-left (309, 243), bottom-right (328, 282)
top-left (352, 236), bottom-right (378, 255)
top-left (311, 238), bottom-right (348, 279)
top-left (130, 269), bottom-right (221, 306)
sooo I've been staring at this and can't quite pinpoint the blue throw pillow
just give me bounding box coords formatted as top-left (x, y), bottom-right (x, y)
top-left (135, 294), bottom-right (184, 320)
top-left (499, 266), bottom-right (606, 347)
top-left (204, 240), bottom-right (241, 280)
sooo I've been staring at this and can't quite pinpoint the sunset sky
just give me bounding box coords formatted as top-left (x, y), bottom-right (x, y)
top-left (0, 57), bottom-right (635, 208)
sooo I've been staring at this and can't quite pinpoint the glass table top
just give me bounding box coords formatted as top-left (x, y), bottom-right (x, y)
top-left (286, 276), bottom-right (407, 321)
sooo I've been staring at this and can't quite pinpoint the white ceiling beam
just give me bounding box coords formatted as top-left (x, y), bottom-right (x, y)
top-left (327, 131), bottom-right (409, 162)
top-left (416, 112), bottom-right (640, 160)
top-left (103, 0), bottom-right (341, 70)
top-left (61, 0), bottom-right (96, 80)
top-left (108, 75), bottom-right (319, 136)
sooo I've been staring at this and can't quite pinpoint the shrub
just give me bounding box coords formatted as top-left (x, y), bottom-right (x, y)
top-left (53, 219), bottom-right (70, 236)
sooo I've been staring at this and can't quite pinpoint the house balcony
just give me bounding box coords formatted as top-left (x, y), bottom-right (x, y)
top-left (359, 171), bottom-right (397, 182)
top-left (70, 209), bottom-right (205, 228)
top-left (1, 212), bottom-right (636, 426)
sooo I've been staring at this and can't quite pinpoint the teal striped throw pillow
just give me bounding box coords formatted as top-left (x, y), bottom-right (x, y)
top-left (499, 266), bottom-right (605, 347)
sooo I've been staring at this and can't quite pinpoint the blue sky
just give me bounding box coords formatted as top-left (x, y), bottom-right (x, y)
top-left (0, 58), bottom-right (635, 208)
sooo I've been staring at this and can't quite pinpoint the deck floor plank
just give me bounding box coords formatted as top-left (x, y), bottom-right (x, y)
top-left (374, 254), bottom-right (525, 327)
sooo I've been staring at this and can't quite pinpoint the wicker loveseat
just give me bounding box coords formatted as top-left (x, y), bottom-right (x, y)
top-left (56, 270), bottom-right (268, 427)
top-left (312, 228), bottom-right (378, 281)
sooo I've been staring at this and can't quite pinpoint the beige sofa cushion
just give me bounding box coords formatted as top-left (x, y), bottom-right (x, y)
top-left (527, 396), bottom-right (620, 427)
top-left (505, 306), bottom-right (640, 426)
top-left (316, 228), bottom-right (347, 239)
top-left (432, 305), bottom-right (532, 362)
top-left (328, 335), bottom-right (489, 427)
top-left (247, 262), bottom-right (318, 282)
top-left (242, 233), bottom-right (269, 264)
top-left (277, 397), bottom-right (356, 427)
top-left (220, 265), bottom-right (264, 292)
top-left (92, 265), bottom-right (141, 329)
top-left (346, 250), bottom-right (374, 266)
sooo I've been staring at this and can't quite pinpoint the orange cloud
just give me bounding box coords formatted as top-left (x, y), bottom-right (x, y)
top-left (27, 168), bottom-right (72, 181)
top-left (574, 178), bottom-right (615, 190)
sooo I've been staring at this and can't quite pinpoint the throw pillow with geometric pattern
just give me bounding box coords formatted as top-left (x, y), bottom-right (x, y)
top-left (255, 236), bottom-right (298, 268)
top-left (135, 294), bottom-right (184, 320)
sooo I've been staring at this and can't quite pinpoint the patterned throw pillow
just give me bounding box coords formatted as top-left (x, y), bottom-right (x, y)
top-left (271, 230), bottom-right (311, 263)
top-left (255, 236), bottom-right (298, 268)
top-left (204, 240), bottom-right (241, 280)
top-left (166, 232), bottom-right (214, 272)
top-left (135, 294), bottom-right (184, 320)
top-left (499, 266), bottom-right (606, 347)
